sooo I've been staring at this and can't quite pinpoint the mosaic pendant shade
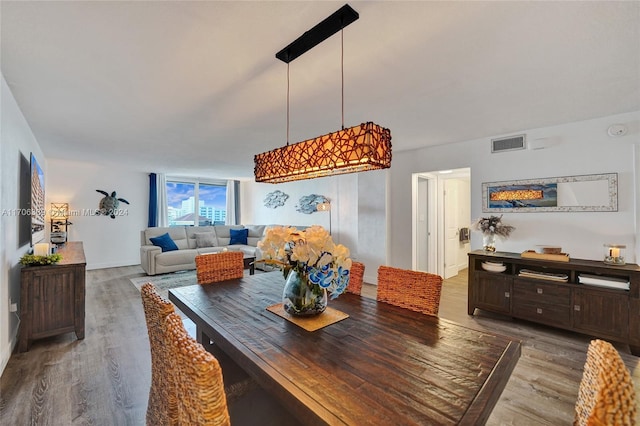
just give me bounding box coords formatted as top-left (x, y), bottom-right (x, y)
top-left (254, 122), bottom-right (391, 183)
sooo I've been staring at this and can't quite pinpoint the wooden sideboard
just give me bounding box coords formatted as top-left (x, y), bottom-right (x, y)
top-left (468, 250), bottom-right (640, 355)
top-left (19, 242), bottom-right (86, 352)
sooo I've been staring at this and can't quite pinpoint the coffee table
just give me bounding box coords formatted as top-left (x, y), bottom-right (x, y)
top-left (243, 255), bottom-right (255, 275)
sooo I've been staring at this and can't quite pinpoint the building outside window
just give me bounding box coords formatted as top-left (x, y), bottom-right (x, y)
top-left (166, 180), bottom-right (227, 226)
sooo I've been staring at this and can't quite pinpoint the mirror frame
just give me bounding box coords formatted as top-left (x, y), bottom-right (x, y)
top-left (482, 173), bottom-right (618, 213)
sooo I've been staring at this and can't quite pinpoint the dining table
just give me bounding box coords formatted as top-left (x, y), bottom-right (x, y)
top-left (168, 271), bottom-right (521, 426)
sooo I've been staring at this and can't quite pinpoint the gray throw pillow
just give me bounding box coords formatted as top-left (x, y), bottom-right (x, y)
top-left (195, 232), bottom-right (217, 248)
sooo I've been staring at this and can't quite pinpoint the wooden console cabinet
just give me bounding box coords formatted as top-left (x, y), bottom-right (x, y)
top-left (19, 242), bottom-right (86, 352)
top-left (468, 250), bottom-right (640, 355)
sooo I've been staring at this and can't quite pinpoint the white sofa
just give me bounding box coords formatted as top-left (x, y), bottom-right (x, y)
top-left (140, 224), bottom-right (308, 276)
top-left (140, 225), bottom-right (267, 276)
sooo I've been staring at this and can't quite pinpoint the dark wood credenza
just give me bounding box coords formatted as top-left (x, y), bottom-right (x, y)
top-left (19, 242), bottom-right (86, 352)
top-left (468, 250), bottom-right (640, 355)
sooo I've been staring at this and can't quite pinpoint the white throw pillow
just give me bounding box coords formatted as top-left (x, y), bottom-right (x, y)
top-left (194, 232), bottom-right (218, 248)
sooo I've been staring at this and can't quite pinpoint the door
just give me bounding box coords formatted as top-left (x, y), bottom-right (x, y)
top-left (443, 180), bottom-right (458, 279)
top-left (416, 176), bottom-right (429, 271)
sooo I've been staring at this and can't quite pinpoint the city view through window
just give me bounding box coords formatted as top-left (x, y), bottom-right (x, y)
top-left (166, 181), bottom-right (227, 226)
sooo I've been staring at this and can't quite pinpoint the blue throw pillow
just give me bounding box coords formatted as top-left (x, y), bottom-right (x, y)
top-left (229, 228), bottom-right (248, 245)
top-left (149, 233), bottom-right (179, 252)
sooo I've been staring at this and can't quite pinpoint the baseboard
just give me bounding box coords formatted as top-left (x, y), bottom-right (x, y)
top-left (363, 272), bottom-right (377, 286)
top-left (1, 324), bottom-right (18, 377)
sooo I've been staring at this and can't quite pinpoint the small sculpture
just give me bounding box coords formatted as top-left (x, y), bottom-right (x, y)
top-left (96, 190), bottom-right (130, 219)
top-left (296, 194), bottom-right (329, 214)
top-left (264, 190), bottom-right (289, 209)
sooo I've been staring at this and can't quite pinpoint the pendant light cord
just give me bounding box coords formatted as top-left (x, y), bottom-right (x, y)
top-left (341, 28), bottom-right (344, 130)
top-left (287, 62), bottom-right (290, 145)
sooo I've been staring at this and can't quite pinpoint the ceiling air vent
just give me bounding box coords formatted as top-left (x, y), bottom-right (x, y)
top-left (491, 134), bottom-right (526, 153)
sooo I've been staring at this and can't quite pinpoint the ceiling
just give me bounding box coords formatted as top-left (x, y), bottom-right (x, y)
top-left (2, 1), bottom-right (639, 180)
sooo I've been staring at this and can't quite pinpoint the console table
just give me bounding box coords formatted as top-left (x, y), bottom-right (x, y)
top-left (468, 250), bottom-right (640, 355)
top-left (19, 242), bottom-right (86, 352)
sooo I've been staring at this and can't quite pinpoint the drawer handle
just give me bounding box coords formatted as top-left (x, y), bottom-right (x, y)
top-left (537, 288), bottom-right (543, 294)
top-left (574, 305), bottom-right (581, 311)
top-left (505, 292), bottom-right (510, 298)
top-left (536, 308), bottom-right (543, 314)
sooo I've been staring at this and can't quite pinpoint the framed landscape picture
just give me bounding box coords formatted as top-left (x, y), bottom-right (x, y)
top-left (30, 153), bottom-right (45, 245)
top-left (482, 173), bottom-right (617, 213)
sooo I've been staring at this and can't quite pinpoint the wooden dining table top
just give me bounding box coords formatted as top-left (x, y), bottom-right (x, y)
top-left (168, 271), bottom-right (521, 426)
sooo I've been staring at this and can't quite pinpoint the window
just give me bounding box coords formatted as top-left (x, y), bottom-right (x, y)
top-left (166, 179), bottom-right (227, 227)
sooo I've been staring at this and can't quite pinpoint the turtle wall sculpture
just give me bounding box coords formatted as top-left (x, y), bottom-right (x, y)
top-left (96, 190), bottom-right (130, 219)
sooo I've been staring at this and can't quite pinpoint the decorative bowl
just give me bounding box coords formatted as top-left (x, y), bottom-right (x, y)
top-left (481, 262), bottom-right (506, 273)
top-left (535, 245), bottom-right (562, 254)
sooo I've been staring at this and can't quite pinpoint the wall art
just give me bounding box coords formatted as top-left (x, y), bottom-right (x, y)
top-left (30, 153), bottom-right (46, 245)
top-left (96, 190), bottom-right (130, 218)
top-left (482, 173), bottom-right (617, 212)
top-left (296, 194), bottom-right (329, 214)
top-left (264, 190), bottom-right (289, 209)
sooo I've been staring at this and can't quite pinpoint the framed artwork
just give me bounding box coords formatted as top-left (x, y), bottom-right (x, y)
top-left (482, 173), bottom-right (617, 213)
top-left (30, 153), bottom-right (46, 245)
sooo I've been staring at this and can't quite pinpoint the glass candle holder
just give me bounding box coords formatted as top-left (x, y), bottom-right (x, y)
top-left (603, 244), bottom-right (626, 265)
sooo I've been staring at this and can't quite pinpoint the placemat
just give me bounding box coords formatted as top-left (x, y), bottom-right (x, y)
top-left (266, 303), bottom-right (349, 332)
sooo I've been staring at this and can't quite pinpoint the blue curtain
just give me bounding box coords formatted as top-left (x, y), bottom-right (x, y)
top-left (148, 173), bottom-right (157, 227)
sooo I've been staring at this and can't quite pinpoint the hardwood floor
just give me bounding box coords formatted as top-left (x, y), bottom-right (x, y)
top-left (1, 265), bottom-right (638, 425)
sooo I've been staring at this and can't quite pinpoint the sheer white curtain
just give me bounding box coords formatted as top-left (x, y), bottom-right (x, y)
top-left (225, 180), bottom-right (238, 225)
top-left (157, 173), bottom-right (168, 227)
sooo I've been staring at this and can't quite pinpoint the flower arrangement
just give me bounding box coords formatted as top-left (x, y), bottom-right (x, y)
top-left (20, 253), bottom-right (62, 266)
top-left (471, 215), bottom-right (515, 238)
top-left (257, 225), bottom-right (352, 299)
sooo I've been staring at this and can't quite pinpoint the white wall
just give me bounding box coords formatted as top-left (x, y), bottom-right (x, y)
top-left (241, 174), bottom-right (356, 247)
top-left (241, 170), bottom-right (388, 284)
top-left (390, 111), bottom-right (640, 269)
top-left (0, 75), bottom-right (46, 372)
top-left (47, 159), bottom-right (148, 269)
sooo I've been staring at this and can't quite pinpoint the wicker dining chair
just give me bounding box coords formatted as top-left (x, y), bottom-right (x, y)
top-left (574, 339), bottom-right (636, 426)
top-left (345, 261), bottom-right (365, 295)
top-left (165, 311), bottom-right (231, 426)
top-left (376, 266), bottom-right (443, 316)
top-left (195, 251), bottom-right (244, 284)
top-left (140, 283), bottom-right (179, 426)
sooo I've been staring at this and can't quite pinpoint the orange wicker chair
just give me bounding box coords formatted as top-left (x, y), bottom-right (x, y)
top-left (195, 251), bottom-right (244, 284)
top-left (165, 311), bottom-right (231, 426)
top-left (140, 283), bottom-right (178, 426)
top-left (345, 261), bottom-right (365, 295)
top-left (574, 339), bottom-right (636, 426)
top-left (376, 266), bottom-right (443, 316)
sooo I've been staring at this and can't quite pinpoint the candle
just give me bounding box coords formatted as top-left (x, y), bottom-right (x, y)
top-left (611, 247), bottom-right (620, 258)
top-left (34, 243), bottom-right (50, 257)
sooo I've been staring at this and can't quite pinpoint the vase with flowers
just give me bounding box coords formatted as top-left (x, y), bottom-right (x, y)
top-left (471, 215), bottom-right (515, 252)
top-left (257, 225), bottom-right (352, 316)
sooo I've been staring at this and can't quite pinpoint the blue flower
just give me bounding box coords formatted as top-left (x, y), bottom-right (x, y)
top-left (308, 266), bottom-right (335, 289)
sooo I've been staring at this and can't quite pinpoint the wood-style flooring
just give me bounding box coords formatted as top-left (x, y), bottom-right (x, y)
top-left (1, 265), bottom-right (639, 425)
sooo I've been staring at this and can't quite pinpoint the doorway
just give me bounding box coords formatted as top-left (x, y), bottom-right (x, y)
top-left (412, 168), bottom-right (471, 279)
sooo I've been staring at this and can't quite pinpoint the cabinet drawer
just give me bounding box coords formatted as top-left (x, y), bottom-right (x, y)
top-left (513, 280), bottom-right (571, 305)
top-left (512, 300), bottom-right (571, 326)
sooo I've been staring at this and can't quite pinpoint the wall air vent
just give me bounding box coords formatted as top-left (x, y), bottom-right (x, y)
top-left (491, 134), bottom-right (526, 153)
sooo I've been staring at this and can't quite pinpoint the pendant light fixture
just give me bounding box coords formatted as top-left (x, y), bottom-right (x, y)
top-left (254, 4), bottom-right (392, 183)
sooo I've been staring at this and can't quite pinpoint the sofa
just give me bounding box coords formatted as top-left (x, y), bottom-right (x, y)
top-left (140, 224), bottom-right (307, 276)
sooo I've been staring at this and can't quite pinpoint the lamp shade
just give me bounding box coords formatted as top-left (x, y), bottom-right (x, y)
top-left (50, 203), bottom-right (69, 219)
top-left (254, 122), bottom-right (392, 183)
top-left (316, 202), bottom-right (331, 212)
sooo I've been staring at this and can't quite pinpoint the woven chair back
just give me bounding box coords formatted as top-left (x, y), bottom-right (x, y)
top-left (376, 266), bottom-right (443, 316)
top-left (345, 261), bottom-right (365, 295)
top-left (195, 251), bottom-right (244, 284)
top-left (165, 312), bottom-right (231, 426)
top-left (574, 339), bottom-right (636, 426)
top-left (140, 283), bottom-right (178, 426)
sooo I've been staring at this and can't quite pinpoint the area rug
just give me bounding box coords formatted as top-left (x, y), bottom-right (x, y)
top-left (129, 270), bottom-right (198, 299)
